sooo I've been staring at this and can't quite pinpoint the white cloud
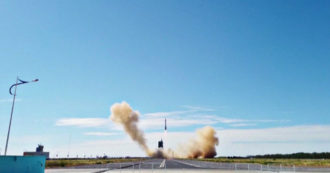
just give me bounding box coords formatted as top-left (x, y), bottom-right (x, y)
top-left (214, 116), bottom-right (246, 123)
top-left (55, 118), bottom-right (110, 128)
top-left (219, 125), bottom-right (330, 143)
top-left (84, 132), bottom-right (119, 136)
top-left (144, 110), bottom-right (195, 117)
top-left (181, 105), bottom-right (214, 111)
top-left (229, 123), bottom-right (256, 127)
top-left (139, 117), bottom-right (216, 129)
top-left (203, 115), bottom-right (289, 124)
top-left (54, 105), bottom-right (289, 131)
top-left (0, 98), bottom-right (22, 103)
top-left (144, 105), bottom-right (213, 117)
top-left (46, 125), bottom-right (330, 158)
top-left (141, 107), bottom-right (288, 130)
top-left (218, 125), bottom-right (330, 156)
top-left (46, 138), bottom-right (145, 158)
top-left (5, 134), bottom-right (51, 155)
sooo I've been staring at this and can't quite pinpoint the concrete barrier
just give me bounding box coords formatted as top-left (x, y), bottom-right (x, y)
top-left (0, 155), bottom-right (46, 173)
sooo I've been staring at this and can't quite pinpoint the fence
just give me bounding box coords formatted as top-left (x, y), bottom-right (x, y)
top-left (74, 160), bottom-right (330, 172)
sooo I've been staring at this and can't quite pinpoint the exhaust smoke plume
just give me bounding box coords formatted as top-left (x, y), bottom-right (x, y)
top-left (172, 126), bottom-right (219, 158)
top-left (110, 102), bottom-right (152, 156)
top-left (110, 102), bottom-right (219, 158)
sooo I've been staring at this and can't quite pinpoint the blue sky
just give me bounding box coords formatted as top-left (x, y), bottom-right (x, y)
top-left (0, 0), bottom-right (330, 157)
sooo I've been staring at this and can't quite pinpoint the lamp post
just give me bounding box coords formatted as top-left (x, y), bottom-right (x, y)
top-left (4, 77), bottom-right (38, 155)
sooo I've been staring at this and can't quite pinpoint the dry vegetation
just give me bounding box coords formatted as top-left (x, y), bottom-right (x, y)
top-left (197, 158), bottom-right (330, 167)
top-left (46, 158), bottom-right (145, 168)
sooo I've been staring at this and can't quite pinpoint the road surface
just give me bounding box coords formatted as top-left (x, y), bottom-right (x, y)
top-left (46, 158), bottom-right (330, 173)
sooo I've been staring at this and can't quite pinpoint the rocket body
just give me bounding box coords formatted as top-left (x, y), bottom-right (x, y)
top-left (165, 118), bottom-right (167, 131)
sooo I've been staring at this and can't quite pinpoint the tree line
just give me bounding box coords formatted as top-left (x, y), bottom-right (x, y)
top-left (250, 152), bottom-right (330, 159)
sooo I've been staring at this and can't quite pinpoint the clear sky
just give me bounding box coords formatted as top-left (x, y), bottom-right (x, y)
top-left (0, 0), bottom-right (329, 157)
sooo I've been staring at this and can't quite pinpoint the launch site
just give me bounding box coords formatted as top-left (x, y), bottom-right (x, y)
top-left (1, 0), bottom-right (330, 173)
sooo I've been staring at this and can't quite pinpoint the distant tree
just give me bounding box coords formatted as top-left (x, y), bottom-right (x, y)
top-left (246, 152), bottom-right (330, 159)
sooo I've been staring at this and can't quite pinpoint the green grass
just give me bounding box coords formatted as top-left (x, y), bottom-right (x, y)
top-left (46, 158), bottom-right (145, 168)
top-left (196, 158), bottom-right (330, 167)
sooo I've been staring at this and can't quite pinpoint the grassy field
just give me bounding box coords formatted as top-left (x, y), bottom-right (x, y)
top-left (46, 158), bottom-right (146, 168)
top-left (197, 158), bottom-right (330, 167)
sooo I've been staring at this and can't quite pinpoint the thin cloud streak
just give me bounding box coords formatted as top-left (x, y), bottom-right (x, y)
top-left (203, 115), bottom-right (289, 124)
top-left (144, 110), bottom-right (196, 117)
top-left (181, 105), bottom-right (214, 111)
top-left (229, 123), bottom-right (257, 127)
top-left (56, 118), bottom-right (110, 127)
top-left (0, 98), bottom-right (22, 103)
top-left (84, 132), bottom-right (119, 136)
top-left (55, 106), bottom-right (289, 129)
top-left (139, 118), bottom-right (216, 129)
top-left (144, 105), bottom-right (214, 117)
top-left (49, 125), bottom-right (330, 157)
top-left (218, 125), bottom-right (330, 143)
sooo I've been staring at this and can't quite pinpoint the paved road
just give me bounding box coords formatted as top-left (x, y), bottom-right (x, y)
top-left (46, 159), bottom-right (198, 173)
top-left (138, 158), bottom-right (201, 169)
top-left (57, 159), bottom-right (200, 170)
top-left (46, 158), bottom-right (330, 173)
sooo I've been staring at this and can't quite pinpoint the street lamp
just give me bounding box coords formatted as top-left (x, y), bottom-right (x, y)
top-left (4, 77), bottom-right (38, 155)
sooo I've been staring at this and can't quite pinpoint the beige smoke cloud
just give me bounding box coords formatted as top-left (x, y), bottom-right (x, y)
top-left (110, 102), bottom-right (152, 156)
top-left (171, 126), bottom-right (219, 158)
top-left (110, 102), bottom-right (219, 158)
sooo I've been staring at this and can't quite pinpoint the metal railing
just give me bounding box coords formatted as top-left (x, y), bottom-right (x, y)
top-left (71, 161), bottom-right (330, 172)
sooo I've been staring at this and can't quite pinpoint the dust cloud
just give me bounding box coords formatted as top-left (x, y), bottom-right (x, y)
top-left (110, 102), bottom-right (219, 158)
top-left (110, 102), bottom-right (152, 156)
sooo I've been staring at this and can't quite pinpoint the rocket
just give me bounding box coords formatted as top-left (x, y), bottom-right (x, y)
top-left (165, 118), bottom-right (167, 131)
